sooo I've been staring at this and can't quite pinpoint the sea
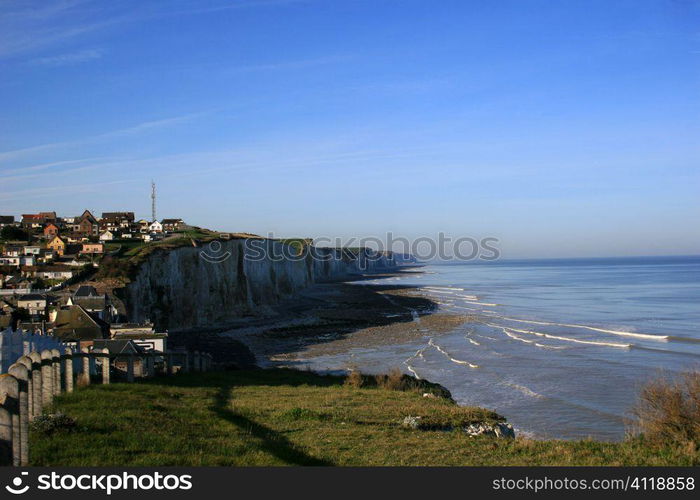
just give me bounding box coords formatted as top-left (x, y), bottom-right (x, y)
top-left (303, 255), bottom-right (700, 441)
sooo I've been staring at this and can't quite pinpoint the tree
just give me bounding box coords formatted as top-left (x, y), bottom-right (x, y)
top-left (0, 225), bottom-right (28, 241)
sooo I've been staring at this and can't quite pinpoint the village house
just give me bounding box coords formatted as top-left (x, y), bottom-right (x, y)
top-left (24, 265), bottom-right (76, 281)
top-left (136, 219), bottom-right (149, 233)
top-left (47, 235), bottom-right (67, 256)
top-left (80, 243), bottom-right (104, 254)
top-left (23, 245), bottom-right (41, 255)
top-left (38, 249), bottom-right (55, 263)
top-left (65, 286), bottom-right (113, 320)
top-left (65, 233), bottom-right (86, 244)
top-left (100, 212), bottom-right (135, 232)
top-left (74, 210), bottom-right (99, 236)
top-left (161, 218), bottom-right (185, 232)
top-left (0, 256), bottom-right (20, 267)
top-left (0, 216), bottom-right (15, 228)
top-left (17, 293), bottom-right (47, 318)
top-left (148, 220), bottom-right (163, 233)
top-left (52, 305), bottom-right (110, 341)
top-left (21, 212), bottom-right (56, 231)
top-left (43, 222), bottom-right (59, 239)
top-left (111, 323), bottom-right (167, 352)
top-left (19, 255), bottom-right (36, 266)
top-left (99, 230), bottom-right (115, 241)
top-left (92, 339), bottom-right (148, 377)
top-left (1, 275), bottom-right (31, 290)
top-left (2, 246), bottom-right (22, 257)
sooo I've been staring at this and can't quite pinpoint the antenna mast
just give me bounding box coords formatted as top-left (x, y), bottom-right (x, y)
top-left (151, 180), bottom-right (157, 222)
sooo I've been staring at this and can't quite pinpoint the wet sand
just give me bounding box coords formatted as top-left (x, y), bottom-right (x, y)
top-left (168, 269), bottom-right (469, 369)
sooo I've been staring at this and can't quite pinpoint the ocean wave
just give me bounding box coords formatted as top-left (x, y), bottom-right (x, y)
top-left (496, 316), bottom-right (668, 341)
top-left (428, 338), bottom-right (479, 368)
top-left (475, 334), bottom-right (499, 341)
top-left (501, 329), bottom-right (566, 350)
top-left (403, 363), bottom-right (421, 379)
top-left (505, 382), bottom-right (544, 399)
top-left (424, 286), bottom-right (464, 291)
top-left (487, 323), bottom-right (631, 349)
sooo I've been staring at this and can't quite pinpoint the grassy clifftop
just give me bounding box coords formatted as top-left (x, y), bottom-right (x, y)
top-left (29, 369), bottom-right (698, 466)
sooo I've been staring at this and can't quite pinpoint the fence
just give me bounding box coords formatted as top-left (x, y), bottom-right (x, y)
top-left (0, 328), bottom-right (65, 373)
top-left (0, 328), bottom-right (213, 466)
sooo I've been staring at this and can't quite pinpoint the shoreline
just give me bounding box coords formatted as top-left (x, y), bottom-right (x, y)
top-left (167, 267), bottom-right (470, 370)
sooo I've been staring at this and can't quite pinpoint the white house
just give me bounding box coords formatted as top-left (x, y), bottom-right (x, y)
top-left (0, 256), bottom-right (19, 266)
top-left (148, 221), bottom-right (163, 233)
top-left (19, 255), bottom-right (35, 266)
top-left (99, 230), bottom-right (115, 241)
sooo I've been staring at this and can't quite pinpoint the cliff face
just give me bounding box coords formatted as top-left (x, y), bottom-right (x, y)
top-left (123, 239), bottom-right (408, 330)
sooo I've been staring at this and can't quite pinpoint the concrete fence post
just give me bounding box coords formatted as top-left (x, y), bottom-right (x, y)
top-left (51, 349), bottom-right (61, 396)
top-left (7, 364), bottom-right (29, 466)
top-left (0, 375), bottom-right (20, 466)
top-left (101, 349), bottom-right (110, 384)
top-left (81, 348), bottom-right (91, 386)
top-left (126, 355), bottom-right (134, 383)
top-left (165, 353), bottom-right (174, 376)
top-left (63, 348), bottom-right (74, 393)
top-left (40, 350), bottom-right (54, 407)
top-left (28, 352), bottom-right (42, 417)
top-left (17, 356), bottom-right (33, 419)
top-left (182, 352), bottom-right (190, 374)
top-left (0, 387), bottom-right (12, 465)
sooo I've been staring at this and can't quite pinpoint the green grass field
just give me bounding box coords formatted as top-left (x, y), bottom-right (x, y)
top-left (29, 369), bottom-right (699, 466)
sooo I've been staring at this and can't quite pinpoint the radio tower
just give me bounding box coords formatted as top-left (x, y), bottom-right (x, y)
top-left (151, 180), bottom-right (157, 222)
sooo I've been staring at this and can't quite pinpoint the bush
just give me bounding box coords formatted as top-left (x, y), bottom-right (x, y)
top-left (344, 370), bottom-right (364, 388)
top-left (375, 368), bottom-right (405, 391)
top-left (30, 412), bottom-right (76, 435)
top-left (345, 367), bottom-right (453, 399)
top-left (632, 370), bottom-right (700, 449)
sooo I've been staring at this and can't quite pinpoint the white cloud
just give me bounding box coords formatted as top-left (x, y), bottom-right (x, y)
top-left (0, 113), bottom-right (203, 163)
top-left (30, 48), bottom-right (103, 67)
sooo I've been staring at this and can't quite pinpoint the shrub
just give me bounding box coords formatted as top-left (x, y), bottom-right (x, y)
top-left (376, 368), bottom-right (405, 391)
top-left (632, 370), bottom-right (700, 449)
top-left (343, 367), bottom-right (453, 399)
top-left (30, 413), bottom-right (76, 435)
top-left (344, 370), bottom-right (364, 388)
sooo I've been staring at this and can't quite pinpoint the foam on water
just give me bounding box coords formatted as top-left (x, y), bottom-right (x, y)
top-left (497, 316), bottom-right (668, 341)
top-left (428, 338), bottom-right (479, 368)
top-left (487, 323), bottom-right (631, 349)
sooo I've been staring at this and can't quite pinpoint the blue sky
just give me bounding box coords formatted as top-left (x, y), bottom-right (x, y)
top-left (0, 0), bottom-right (698, 258)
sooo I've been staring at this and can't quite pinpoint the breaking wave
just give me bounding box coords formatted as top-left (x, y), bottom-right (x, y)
top-left (428, 338), bottom-right (479, 368)
top-left (487, 323), bottom-right (631, 349)
top-left (496, 316), bottom-right (668, 341)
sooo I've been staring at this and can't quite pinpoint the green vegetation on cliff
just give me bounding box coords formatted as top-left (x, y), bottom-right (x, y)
top-left (30, 369), bottom-right (698, 466)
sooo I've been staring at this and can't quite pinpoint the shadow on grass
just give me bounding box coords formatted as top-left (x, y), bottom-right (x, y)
top-left (211, 382), bottom-right (333, 466)
top-left (149, 368), bottom-right (347, 390)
